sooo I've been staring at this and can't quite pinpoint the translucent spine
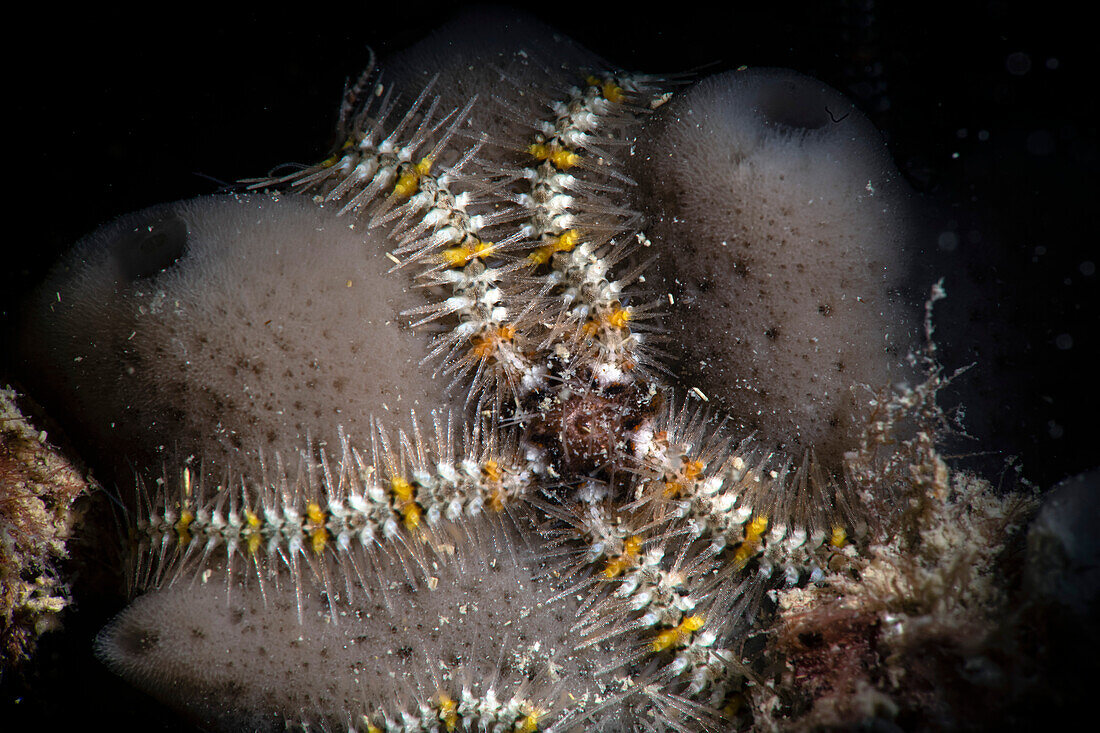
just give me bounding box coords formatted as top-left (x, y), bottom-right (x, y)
top-left (541, 399), bottom-right (866, 715)
top-left (357, 687), bottom-right (545, 733)
top-left (127, 419), bottom-right (533, 603)
top-left (518, 74), bottom-right (663, 384)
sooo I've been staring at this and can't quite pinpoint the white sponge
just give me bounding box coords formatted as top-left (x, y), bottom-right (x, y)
top-left (634, 68), bottom-right (916, 466)
top-left (95, 516), bottom-right (631, 731)
top-left (19, 194), bottom-right (455, 486)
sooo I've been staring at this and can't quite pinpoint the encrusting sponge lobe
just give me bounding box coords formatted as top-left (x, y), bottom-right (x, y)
top-left (18, 194), bottom-right (456, 487)
top-left (633, 68), bottom-right (916, 467)
top-left (95, 515), bottom-right (631, 732)
top-left (380, 6), bottom-right (606, 132)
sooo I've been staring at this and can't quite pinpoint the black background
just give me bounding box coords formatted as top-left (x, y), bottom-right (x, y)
top-left (3, 2), bottom-right (1095, 728)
